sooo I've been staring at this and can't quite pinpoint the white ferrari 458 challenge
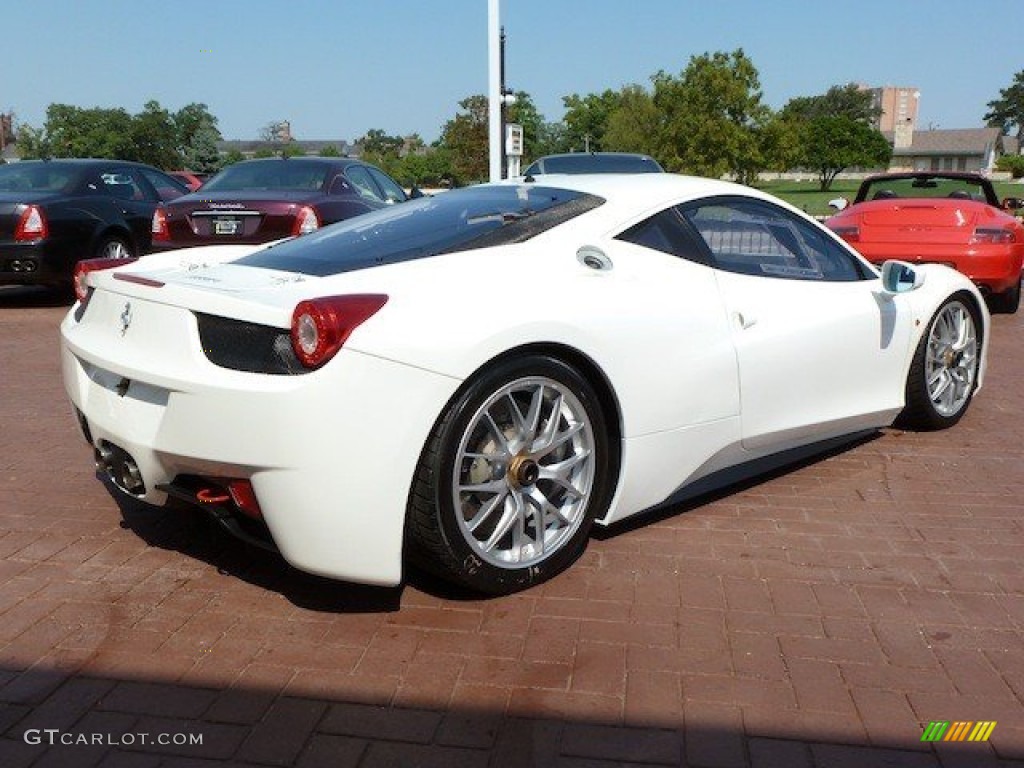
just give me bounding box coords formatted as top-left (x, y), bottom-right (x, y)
top-left (61, 174), bottom-right (988, 594)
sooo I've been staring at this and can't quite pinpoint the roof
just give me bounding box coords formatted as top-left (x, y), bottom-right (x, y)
top-left (890, 128), bottom-right (1003, 157)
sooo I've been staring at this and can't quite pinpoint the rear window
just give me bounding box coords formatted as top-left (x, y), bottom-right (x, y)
top-left (235, 185), bottom-right (603, 276)
top-left (0, 163), bottom-right (78, 193)
top-left (528, 154), bottom-right (663, 175)
top-left (201, 161), bottom-right (329, 192)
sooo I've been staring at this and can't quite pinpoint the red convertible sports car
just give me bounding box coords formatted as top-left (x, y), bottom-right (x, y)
top-left (826, 172), bottom-right (1023, 313)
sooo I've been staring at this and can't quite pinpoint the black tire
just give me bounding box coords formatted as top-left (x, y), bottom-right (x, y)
top-left (93, 234), bottom-right (135, 261)
top-left (898, 294), bottom-right (982, 430)
top-left (987, 277), bottom-right (1021, 315)
top-left (407, 355), bottom-right (613, 595)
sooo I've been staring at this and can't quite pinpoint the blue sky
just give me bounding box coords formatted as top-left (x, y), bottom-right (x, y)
top-left (5, 1), bottom-right (1018, 142)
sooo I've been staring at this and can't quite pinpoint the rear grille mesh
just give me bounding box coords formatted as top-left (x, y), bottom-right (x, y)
top-left (194, 313), bottom-right (306, 375)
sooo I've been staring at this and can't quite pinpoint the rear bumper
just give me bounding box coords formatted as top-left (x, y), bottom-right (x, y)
top-left (0, 241), bottom-right (72, 285)
top-left (61, 309), bottom-right (461, 586)
top-left (855, 243), bottom-right (1023, 294)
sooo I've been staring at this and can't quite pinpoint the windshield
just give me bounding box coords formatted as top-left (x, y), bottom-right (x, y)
top-left (201, 161), bottom-right (329, 192)
top-left (235, 185), bottom-right (603, 276)
top-left (0, 163), bottom-right (78, 193)
top-left (857, 175), bottom-right (998, 206)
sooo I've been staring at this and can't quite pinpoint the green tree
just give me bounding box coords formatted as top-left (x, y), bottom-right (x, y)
top-left (561, 89), bottom-right (623, 152)
top-left (319, 144), bottom-right (341, 157)
top-left (985, 70), bottom-right (1024, 141)
top-left (757, 115), bottom-right (805, 173)
top-left (438, 95), bottom-right (489, 184)
top-left (803, 116), bottom-right (891, 190)
top-left (182, 123), bottom-right (222, 173)
top-left (779, 83), bottom-right (880, 124)
top-left (652, 49), bottom-right (769, 182)
top-left (22, 103), bottom-right (136, 159)
top-left (130, 100), bottom-right (182, 168)
top-left (603, 84), bottom-right (659, 156)
top-left (359, 128), bottom-right (404, 158)
top-left (174, 103), bottom-right (222, 170)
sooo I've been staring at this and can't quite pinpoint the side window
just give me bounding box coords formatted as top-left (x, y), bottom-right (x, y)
top-left (141, 169), bottom-right (187, 202)
top-left (681, 199), bottom-right (866, 282)
top-left (344, 166), bottom-right (383, 203)
top-left (368, 168), bottom-right (407, 204)
top-left (101, 169), bottom-right (147, 202)
top-left (615, 207), bottom-right (706, 263)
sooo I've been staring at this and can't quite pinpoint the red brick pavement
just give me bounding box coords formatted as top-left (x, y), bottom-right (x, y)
top-left (1, 284), bottom-right (1023, 767)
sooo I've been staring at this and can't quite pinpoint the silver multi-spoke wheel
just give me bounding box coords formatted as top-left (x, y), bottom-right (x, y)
top-left (97, 237), bottom-right (132, 260)
top-left (924, 300), bottom-right (977, 417)
top-left (900, 295), bottom-right (981, 430)
top-left (453, 376), bottom-right (596, 569)
top-left (408, 356), bottom-right (611, 594)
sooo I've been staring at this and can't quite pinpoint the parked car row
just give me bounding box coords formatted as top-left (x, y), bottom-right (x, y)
top-left (1, 156), bottom-right (416, 291)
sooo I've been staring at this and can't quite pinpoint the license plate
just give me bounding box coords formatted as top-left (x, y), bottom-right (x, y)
top-left (214, 218), bottom-right (240, 235)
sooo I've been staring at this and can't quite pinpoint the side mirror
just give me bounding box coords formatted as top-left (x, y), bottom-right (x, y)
top-left (408, 186), bottom-right (425, 200)
top-left (827, 197), bottom-right (849, 212)
top-left (880, 260), bottom-right (926, 294)
top-left (1002, 196), bottom-right (1022, 211)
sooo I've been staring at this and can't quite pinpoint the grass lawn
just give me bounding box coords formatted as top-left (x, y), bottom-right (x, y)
top-left (754, 178), bottom-right (1024, 219)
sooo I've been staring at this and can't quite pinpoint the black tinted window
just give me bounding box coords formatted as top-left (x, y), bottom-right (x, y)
top-left (682, 199), bottom-right (867, 282)
top-left (202, 161), bottom-right (328, 192)
top-left (235, 186), bottom-right (603, 276)
top-left (0, 163), bottom-right (77, 192)
top-left (616, 208), bottom-right (705, 262)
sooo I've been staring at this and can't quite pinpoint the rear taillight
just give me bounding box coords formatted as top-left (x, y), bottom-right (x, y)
top-left (151, 206), bottom-right (170, 241)
top-left (290, 294), bottom-right (388, 369)
top-left (15, 205), bottom-right (48, 241)
top-left (970, 227), bottom-right (1015, 245)
top-left (73, 257), bottom-right (140, 303)
top-left (829, 225), bottom-right (860, 243)
top-left (292, 205), bottom-right (320, 236)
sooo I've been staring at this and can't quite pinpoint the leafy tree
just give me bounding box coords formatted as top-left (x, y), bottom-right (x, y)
top-left (757, 115), bottom-right (805, 173)
top-left (779, 83), bottom-right (880, 125)
top-left (985, 70), bottom-right (1024, 141)
top-left (253, 148), bottom-right (275, 159)
top-left (280, 143), bottom-right (306, 158)
top-left (130, 100), bottom-right (181, 168)
top-left (603, 84), bottom-right (660, 156)
top-left (319, 144), bottom-right (341, 157)
top-left (182, 122), bottom-right (222, 173)
top-left (561, 89), bottom-right (623, 152)
top-left (651, 49), bottom-right (769, 182)
top-left (359, 128), bottom-right (404, 158)
top-left (174, 103), bottom-right (222, 170)
top-left (802, 116), bottom-right (891, 190)
top-left (22, 103), bottom-right (136, 160)
top-left (438, 95), bottom-right (489, 184)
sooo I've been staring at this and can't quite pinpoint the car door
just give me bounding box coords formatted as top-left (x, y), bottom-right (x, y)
top-left (679, 197), bottom-right (913, 452)
top-left (102, 166), bottom-right (159, 249)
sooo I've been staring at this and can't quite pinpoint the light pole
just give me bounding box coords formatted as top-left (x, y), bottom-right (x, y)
top-left (488, 0), bottom-right (501, 182)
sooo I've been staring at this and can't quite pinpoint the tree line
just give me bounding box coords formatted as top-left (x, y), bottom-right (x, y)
top-left (14, 51), bottom-right (1024, 192)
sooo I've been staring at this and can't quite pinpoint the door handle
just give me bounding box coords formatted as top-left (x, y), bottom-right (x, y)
top-left (734, 311), bottom-right (757, 330)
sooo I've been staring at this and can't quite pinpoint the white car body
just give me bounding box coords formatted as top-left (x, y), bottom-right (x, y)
top-left (61, 174), bottom-right (990, 588)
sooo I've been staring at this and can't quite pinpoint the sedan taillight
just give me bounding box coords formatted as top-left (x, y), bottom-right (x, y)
top-left (290, 294), bottom-right (388, 369)
top-left (292, 205), bottom-right (320, 236)
top-left (15, 205), bottom-right (48, 241)
top-left (829, 225), bottom-right (860, 243)
top-left (73, 257), bottom-right (140, 303)
top-left (151, 206), bottom-right (170, 241)
top-left (970, 227), bottom-right (1016, 245)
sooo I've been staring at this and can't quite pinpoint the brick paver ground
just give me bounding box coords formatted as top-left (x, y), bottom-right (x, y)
top-left (1, 284), bottom-right (1022, 767)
